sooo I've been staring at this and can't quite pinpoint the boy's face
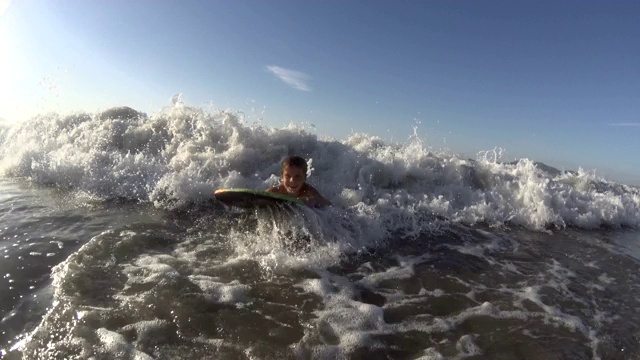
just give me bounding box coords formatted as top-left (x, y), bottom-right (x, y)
top-left (281, 165), bottom-right (306, 195)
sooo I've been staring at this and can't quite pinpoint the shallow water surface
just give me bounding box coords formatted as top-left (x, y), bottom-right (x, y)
top-left (1, 179), bottom-right (637, 359)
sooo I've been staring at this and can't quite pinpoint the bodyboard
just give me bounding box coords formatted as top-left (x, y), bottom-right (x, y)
top-left (213, 188), bottom-right (304, 208)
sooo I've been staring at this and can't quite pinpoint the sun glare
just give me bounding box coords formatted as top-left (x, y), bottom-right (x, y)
top-left (0, 23), bottom-right (12, 91)
top-left (0, 0), bottom-right (11, 16)
top-left (0, 2), bottom-right (18, 121)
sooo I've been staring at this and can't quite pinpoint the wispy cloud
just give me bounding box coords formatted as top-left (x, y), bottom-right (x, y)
top-left (609, 122), bottom-right (640, 127)
top-left (266, 65), bottom-right (311, 91)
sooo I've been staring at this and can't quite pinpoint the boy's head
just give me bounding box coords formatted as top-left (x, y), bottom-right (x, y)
top-left (280, 156), bottom-right (307, 195)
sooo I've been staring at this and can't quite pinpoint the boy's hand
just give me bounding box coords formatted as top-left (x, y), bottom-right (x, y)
top-left (304, 197), bottom-right (319, 208)
top-left (304, 197), bottom-right (331, 208)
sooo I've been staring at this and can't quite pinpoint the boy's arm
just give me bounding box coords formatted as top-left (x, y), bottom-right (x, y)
top-left (305, 184), bottom-right (331, 207)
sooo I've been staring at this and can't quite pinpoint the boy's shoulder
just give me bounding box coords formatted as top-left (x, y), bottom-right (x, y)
top-left (302, 183), bottom-right (320, 193)
top-left (302, 183), bottom-right (331, 207)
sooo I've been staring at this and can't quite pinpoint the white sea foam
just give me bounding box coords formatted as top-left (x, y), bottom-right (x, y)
top-left (95, 327), bottom-right (154, 360)
top-left (15, 199), bottom-right (629, 359)
top-left (0, 105), bottom-right (638, 234)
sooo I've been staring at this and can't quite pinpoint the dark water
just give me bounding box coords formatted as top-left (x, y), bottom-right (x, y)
top-left (1, 180), bottom-right (638, 360)
top-left (0, 180), bottom-right (160, 357)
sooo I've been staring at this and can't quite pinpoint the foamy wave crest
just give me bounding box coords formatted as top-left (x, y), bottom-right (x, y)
top-left (0, 105), bottom-right (638, 231)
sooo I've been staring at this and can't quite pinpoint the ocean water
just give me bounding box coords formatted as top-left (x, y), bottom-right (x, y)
top-left (0, 106), bottom-right (639, 360)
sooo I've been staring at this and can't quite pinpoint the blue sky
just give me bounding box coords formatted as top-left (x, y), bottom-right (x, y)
top-left (1, 0), bottom-right (639, 184)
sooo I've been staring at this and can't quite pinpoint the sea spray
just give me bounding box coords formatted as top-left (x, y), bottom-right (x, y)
top-left (0, 106), bottom-right (638, 231)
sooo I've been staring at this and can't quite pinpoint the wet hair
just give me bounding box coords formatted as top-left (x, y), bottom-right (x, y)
top-left (281, 156), bottom-right (308, 175)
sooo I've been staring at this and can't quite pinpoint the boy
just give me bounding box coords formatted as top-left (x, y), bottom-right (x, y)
top-left (267, 156), bottom-right (331, 208)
